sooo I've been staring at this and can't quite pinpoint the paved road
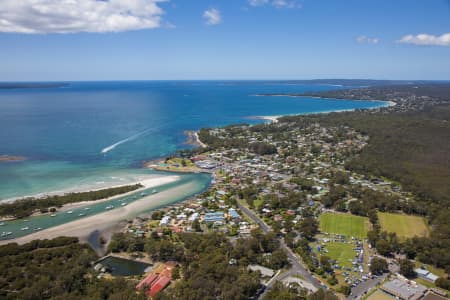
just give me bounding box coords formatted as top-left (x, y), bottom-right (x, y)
top-left (279, 238), bottom-right (323, 289)
top-left (237, 202), bottom-right (323, 299)
top-left (238, 203), bottom-right (271, 233)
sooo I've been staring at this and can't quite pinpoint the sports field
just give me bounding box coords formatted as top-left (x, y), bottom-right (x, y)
top-left (377, 212), bottom-right (429, 239)
top-left (324, 242), bottom-right (355, 269)
top-left (367, 290), bottom-right (395, 300)
top-left (319, 213), bottom-right (368, 238)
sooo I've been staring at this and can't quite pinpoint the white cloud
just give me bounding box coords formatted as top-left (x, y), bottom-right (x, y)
top-left (248, 0), bottom-right (270, 6)
top-left (356, 35), bottom-right (379, 44)
top-left (203, 8), bottom-right (222, 26)
top-left (0, 0), bottom-right (167, 34)
top-left (248, 0), bottom-right (300, 8)
top-left (397, 33), bottom-right (450, 46)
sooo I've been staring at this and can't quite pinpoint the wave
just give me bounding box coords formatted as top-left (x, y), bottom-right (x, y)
top-left (101, 128), bottom-right (153, 154)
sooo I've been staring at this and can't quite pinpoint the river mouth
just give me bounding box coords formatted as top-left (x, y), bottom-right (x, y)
top-left (0, 172), bottom-right (211, 244)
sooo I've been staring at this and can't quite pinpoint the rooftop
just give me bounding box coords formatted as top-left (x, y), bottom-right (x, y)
top-left (381, 279), bottom-right (427, 300)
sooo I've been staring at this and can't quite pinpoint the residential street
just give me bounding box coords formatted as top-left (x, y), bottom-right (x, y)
top-left (237, 202), bottom-right (323, 299)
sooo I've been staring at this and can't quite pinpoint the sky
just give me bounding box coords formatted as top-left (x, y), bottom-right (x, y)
top-left (0, 0), bottom-right (449, 81)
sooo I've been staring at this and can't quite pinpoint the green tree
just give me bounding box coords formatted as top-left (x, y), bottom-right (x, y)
top-left (370, 257), bottom-right (388, 275)
top-left (375, 239), bottom-right (391, 256)
top-left (320, 256), bottom-right (334, 274)
top-left (297, 217), bottom-right (319, 240)
top-left (192, 219), bottom-right (202, 232)
top-left (399, 259), bottom-right (416, 278)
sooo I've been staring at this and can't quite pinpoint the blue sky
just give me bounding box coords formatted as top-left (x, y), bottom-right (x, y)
top-left (0, 0), bottom-right (449, 81)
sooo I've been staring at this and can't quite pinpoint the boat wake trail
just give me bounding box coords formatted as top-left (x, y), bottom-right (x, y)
top-left (101, 128), bottom-right (152, 154)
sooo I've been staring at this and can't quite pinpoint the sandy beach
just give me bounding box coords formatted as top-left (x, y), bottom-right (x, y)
top-left (1, 172), bottom-right (177, 204)
top-left (0, 155), bottom-right (26, 162)
top-left (0, 179), bottom-right (198, 247)
top-left (256, 115), bottom-right (281, 123)
top-left (252, 100), bottom-right (396, 125)
top-left (193, 131), bottom-right (207, 147)
top-left (59, 175), bottom-right (180, 211)
top-left (184, 130), bottom-right (207, 148)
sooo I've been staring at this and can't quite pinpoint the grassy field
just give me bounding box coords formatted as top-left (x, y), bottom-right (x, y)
top-left (149, 157), bottom-right (202, 173)
top-left (253, 198), bottom-right (264, 209)
top-left (324, 242), bottom-right (355, 269)
top-left (366, 290), bottom-right (395, 300)
top-left (319, 213), bottom-right (369, 238)
top-left (377, 212), bottom-right (429, 239)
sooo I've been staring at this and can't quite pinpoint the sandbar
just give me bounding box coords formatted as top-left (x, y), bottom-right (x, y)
top-left (0, 178), bottom-right (197, 247)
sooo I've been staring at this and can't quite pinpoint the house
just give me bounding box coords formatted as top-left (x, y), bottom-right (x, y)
top-left (188, 212), bottom-right (199, 222)
top-left (148, 276), bottom-right (171, 297)
top-left (380, 278), bottom-right (427, 300)
top-left (414, 268), bottom-right (439, 283)
top-left (216, 190), bottom-right (226, 197)
top-left (204, 211), bottom-right (225, 223)
top-left (228, 208), bottom-right (240, 219)
top-left (136, 273), bottom-right (159, 290)
top-left (159, 216), bottom-right (171, 226)
top-left (176, 213), bottom-right (187, 220)
top-left (136, 262), bottom-right (176, 297)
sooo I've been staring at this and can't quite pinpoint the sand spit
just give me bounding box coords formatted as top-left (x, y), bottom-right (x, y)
top-left (0, 180), bottom-right (196, 246)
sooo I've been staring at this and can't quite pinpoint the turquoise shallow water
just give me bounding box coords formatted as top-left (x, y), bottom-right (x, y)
top-left (0, 172), bottom-right (211, 241)
top-left (0, 81), bottom-right (387, 200)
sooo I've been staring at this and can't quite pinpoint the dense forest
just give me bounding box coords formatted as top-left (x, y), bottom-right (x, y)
top-left (108, 229), bottom-right (333, 299)
top-left (0, 184), bottom-right (142, 219)
top-left (109, 229), bottom-right (288, 299)
top-left (0, 237), bottom-right (144, 300)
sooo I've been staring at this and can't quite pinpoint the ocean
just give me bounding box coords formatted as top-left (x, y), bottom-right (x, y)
top-left (0, 81), bottom-right (387, 200)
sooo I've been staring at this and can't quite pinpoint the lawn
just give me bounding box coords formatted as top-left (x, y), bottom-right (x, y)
top-left (319, 212), bottom-right (369, 238)
top-left (253, 198), bottom-right (264, 209)
top-left (324, 242), bottom-right (355, 269)
top-left (377, 212), bottom-right (429, 239)
top-left (366, 290), bottom-right (395, 300)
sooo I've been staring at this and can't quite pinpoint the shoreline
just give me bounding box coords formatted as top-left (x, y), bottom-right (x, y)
top-left (0, 175), bottom-right (180, 222)
top-left (0, 155), bottom-right (26, 162)
top-left (58, 176), bottom-right (179, 212)
top-left (0, 94), bottom-right (391, 246)
top-left (184, 130), bottom-right (207, 148)
top-left (0, 179), bottom-right (202, 247)
top-left (0, 174), bottom-right (172, 204)
top-left (251, 98), bottom-right (395, 124)
top-left (253, 93), bottom-right (396, 106)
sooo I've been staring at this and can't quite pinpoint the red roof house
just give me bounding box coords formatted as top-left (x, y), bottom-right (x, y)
top-left (148, 276), bottom-right (171, 297)
top-left (136, 273), bottom-right (158, 291)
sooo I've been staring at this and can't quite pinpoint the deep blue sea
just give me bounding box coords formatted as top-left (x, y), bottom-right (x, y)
top-left (0, 81), bottom-right (387, 200)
